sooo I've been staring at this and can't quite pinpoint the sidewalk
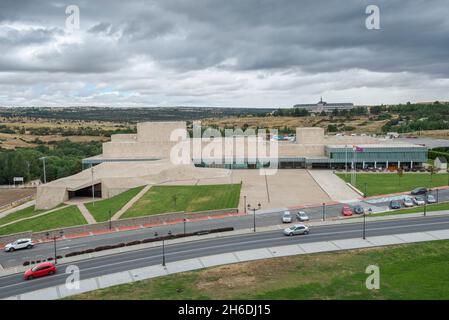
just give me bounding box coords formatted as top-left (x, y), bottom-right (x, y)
top-left (6, 225), bottom-right (449, 300)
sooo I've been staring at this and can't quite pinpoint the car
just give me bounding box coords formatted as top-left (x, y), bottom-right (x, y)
top-left (296, 211), bottom-right (309, 221)
top-left (4, 238), bottom-right (34, 252)
top-left (413, 196), bottom-right (426, 206)
top-left (23, 262), bottom-right (57, 280)
top-left (427, 194), bottom-right (437, 204)
top-left (341, 205), bottom-right (353, 216)
top-left (411, 187), bottom-right (427, 195)
top-left (353, 205), bottom-right (365, 215)
top-left (389, 200), bottom-right (402, 209)
top-left (283, 224), bottom-right (309, 236)
top-left (282, 211), bottom-right (293, 223)
top-left (403, 197), bottom-right (414, 207)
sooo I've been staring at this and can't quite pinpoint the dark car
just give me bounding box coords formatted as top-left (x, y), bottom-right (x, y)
top-left (411, 187), bottom-right (427, 195)
top-left (353, 205), bottom-right (365, 215)
top-left (389, 200), bottom-right (402, 209)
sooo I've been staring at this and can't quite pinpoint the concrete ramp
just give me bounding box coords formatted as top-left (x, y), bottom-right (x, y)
top-left (307, 170), bottom-right (360, 201)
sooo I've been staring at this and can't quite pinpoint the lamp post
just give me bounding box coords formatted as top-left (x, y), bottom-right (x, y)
top-left (39, 157), bottom-right (47, 184)
top-left (322, 203), bottom-right (326, 221)
top-left (155, 231), bottom-right (171, 267)
top-left (363, 210), bottom-right (366, 240)
top-left (183, 218), bottom-right (186, 236)
top-left (424, 202), bottom-right (427, 217)
top-left (247, 203), bottom-right (261, 232)
top-left (46, 230), bottom-right (64, 264)
top-left (437, 188), bottom-right (439, 203)
top-left (364, 182), bottom-right (367, 198)
top-left (244, 195), bottom-right (247, 214)
top-left (109, 210), bottom-right (112, 230)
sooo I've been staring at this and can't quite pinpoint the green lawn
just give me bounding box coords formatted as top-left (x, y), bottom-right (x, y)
top-left (121, 184), bottom-right (241, 219)
top-left (337, 173), bottom-right (449, 196)
top-left (85, 186), bottom-right (144, 222)
top-left (69, 240), bottom-right (449, 300)
top-left (0, 206), bottom-right (45, 226)
top-left (0, 206), bottom-right (87, 236)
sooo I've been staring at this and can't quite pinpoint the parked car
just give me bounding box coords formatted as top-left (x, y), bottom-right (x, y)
top-left (427, 194), bottom-right (437, 204)
top-left (353, 205), bottom-right (365, 215)
top-left (283, 224), bottom-right (310, 236)
top-left (4, 238), bottom-right (34, 252)
top-left (282, 211), bottom-right (293, 223)
top-left (411, 187), bottom-right (427, 195)
top-left (403, 197), bottom-right (414, 207)
top-left (341, 205), bottom-right (353, 216)
top-left (23, 262), bottom-right (56, 280)
top-left (296, 211), bottom-right (309, 221)
top-left (389, 200), bottom-right (402, 209)
top-left (413, 196), bottom-right (426, 206)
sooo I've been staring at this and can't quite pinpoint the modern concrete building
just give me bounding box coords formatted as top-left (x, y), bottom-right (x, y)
top-left (35, 121), bottom-right (427, 209)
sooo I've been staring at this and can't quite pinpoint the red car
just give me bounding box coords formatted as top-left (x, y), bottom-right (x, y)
top-left (24, 262), bottom-right (57, 280)
top-left (341, 205), bottom-right (353, 216)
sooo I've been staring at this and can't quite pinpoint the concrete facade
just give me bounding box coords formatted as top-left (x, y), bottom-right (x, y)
top-left (36, 121), bottom-right (427, 210)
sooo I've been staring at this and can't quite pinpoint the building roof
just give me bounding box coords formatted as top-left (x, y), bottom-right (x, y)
top-left (436, 156), bottom-right (448, 163)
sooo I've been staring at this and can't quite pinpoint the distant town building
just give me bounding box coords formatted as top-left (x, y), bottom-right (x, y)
top-left (293, 97), bottom-right (354, 113)
top-left (434, 156), bottom-right (447, 171)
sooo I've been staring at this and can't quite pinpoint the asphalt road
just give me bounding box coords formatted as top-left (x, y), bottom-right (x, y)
top-left (1, 214), bottom-right (449, 299)
top-left (2, 186), bottom-right (449, 269)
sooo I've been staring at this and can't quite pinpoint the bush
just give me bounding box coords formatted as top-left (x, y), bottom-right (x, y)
top-left (125, 240), bottom-right (141, 246)
top-left (23, 261), bottom-right (30, 266)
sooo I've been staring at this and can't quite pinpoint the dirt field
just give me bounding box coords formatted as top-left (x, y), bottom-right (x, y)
top-left (203, 115), bottom-right (388, 134)
top-left (0, 188), bottom-right (36, 207)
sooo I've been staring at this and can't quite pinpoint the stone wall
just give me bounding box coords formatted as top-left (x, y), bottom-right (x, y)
top-left (0, 208), bottom-right (238, 246)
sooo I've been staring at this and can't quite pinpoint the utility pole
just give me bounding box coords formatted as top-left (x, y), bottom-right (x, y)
top-left (46, 231), bottom-right (64, 264)
top-left (363, 210), bottom-right (366, 240)
top-left (39, 157), bottom-right (47, 184)
top-left (91, 165), bottom-right (95, 206)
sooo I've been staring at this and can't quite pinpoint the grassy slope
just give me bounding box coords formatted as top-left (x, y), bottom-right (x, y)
top-left (122, 184), bottom-right (241, 219)
top-left (337, 173), bottom-right (449, 196)
top-left (70, 240), bottom-right (449, 300)
top-left (0, 206), bottom-right (44, 226)
top-left (85, 186), bottom-right (144, 222)
top-left (0, 206), bottom-right (87, 236)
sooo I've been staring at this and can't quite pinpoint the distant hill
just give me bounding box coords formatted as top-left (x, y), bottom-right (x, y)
top-left (0, 106), bottom-right (274, 123)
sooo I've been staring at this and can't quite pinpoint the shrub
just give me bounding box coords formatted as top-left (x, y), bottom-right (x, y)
top-left (23, 261), bottom-right (30, 266)
top-left (125, 240), bottom-right (141, 246)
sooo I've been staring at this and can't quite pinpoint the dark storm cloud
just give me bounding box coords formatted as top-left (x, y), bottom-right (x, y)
top-left (0, 0), bottom-right (448, 106)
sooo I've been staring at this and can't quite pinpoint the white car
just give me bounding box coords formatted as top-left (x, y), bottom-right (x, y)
top-left (4, 238), bottom-right (34, 252)
top-left (413, 196), bottom-right (426, 206)
top-left (403, 197), bottom-right (414, 207)
top-left (283, 224), bottom-right (310, 236)
top-left (282, 211), bottom-right (293, 223)
top-left (427, 194), bottom-right (436, 204)
top-left (296, 211), bottom-right (309, 221)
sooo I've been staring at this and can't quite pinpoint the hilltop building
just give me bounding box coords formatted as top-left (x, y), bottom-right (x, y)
top-left (294, 97), bottom-right (354, 113)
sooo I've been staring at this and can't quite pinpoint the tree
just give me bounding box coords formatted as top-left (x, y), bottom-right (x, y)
top-left (397, 168), bottom-right (403, 186)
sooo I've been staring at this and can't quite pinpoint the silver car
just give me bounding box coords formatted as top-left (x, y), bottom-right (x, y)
top-left (283, 224), bottom-right (310, 236)
top-left (296, 211), bottom-right (309, 221)
top-left (403, 197), bottom-right (414, 207)
top-left (4, 238), bottom-right (34, 252)
top-left (413, 196), bottom-right (426, 206)
top-left (427, 194), bottom-right (436, 204)
top-left (282, 211), bottom-right (293, 223)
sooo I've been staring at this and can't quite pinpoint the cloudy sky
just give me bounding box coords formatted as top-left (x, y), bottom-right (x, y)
top-left (0, 0), bottom-right (448, 107)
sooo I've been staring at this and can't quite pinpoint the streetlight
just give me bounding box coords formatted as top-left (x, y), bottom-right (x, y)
top-left (244, 195), bottom-right (247, 214)
top-left (39, 157), bottom-right (47, 184)
top-left (183, 218), bottom-right (186, 236)
top-left (363, 209), bottom-right (366, 240)
top-left (46, 230), bottom-right (64, 264)
top-left (109, 210), bottom-right (112, 230)
top-left (364, 182), bottom-right (367, 198)
top-left (424, 202), bottom-right (427, 217)
top-left (247, 203), bottom-right (261, 232)
top-left (155, 230), bottom-right (172, 267)
top-left (436, 189), bottom-right (439, 203)
top-left (322, 203), bottom-right (326, 221)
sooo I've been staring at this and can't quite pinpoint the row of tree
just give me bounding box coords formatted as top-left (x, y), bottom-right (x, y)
top-left (0, 140), bottom-right (101, 185)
